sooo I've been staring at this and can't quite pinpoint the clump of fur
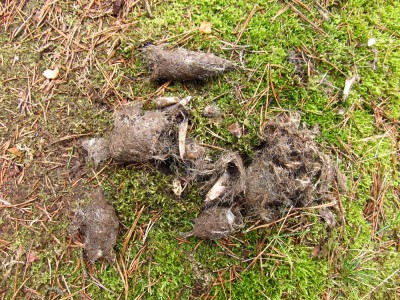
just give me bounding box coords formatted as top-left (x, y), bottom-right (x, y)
top-left (82, 138), bottom-right (110, 167)
top-left (244, 112), bottom-right (335, 221)
top-left (142, 45), bottom-right (235, 81)
top-left (69, 188), bottom-right (119, 262)
top-left (182, 207), bottom-right (243, 240)
top-left (108, 104), bottom-right (179, 162)
top-left (82, 103), bottom-right (191, 164)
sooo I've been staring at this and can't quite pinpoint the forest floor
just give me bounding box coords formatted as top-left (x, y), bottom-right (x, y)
top-left (0, 0), bottom-right (399, 299)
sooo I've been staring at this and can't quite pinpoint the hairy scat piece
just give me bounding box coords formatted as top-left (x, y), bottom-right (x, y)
top-left (82, 138), bottom-right (110, 167)
top-left (142, 45), bottom-right (235, 81)
top-left (68, 189), bottom-right (119, 262)
top-left (245, 112), bottom-right (336, 221)
top-left (182, 207), bottom-right (243, 240)
top-left (83, 102), bottom-right (191, 165)
top-left (108, 103), bottom-right (184, 162)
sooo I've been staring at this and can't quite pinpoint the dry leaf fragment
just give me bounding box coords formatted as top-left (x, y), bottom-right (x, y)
top-left (205, 172), bottom-right (229, 202)
top-left (172, 179), bottom-right (183, 196)
top-left (43, 67), bottom-right (59, 79)
top-left (7, 147), bottom-right (23, 157)
top-left (343, 75), bottom-right (358, 100)
top-left (153, 96), bottom-right (180, 108)
top-left (367, 38), bottom-right (376, 47)
top-left (179, 96), bottom-right (193, 107)
top-left (227, 122), bottom-right (243, 138)
top-left (199, 22), bottom-right (212, 34)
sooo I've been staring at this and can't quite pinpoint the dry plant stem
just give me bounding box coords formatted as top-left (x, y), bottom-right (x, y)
top-left (178, 117), bottom-right (189, 159)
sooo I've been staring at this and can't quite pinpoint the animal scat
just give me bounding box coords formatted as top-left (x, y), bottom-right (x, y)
top-left (142, 45), bottom-right (235, 81)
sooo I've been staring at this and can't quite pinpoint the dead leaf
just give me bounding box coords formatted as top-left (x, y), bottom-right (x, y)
top-left (199, 21), bottom-right (212, 34)
top-left (172, 179), bottom-right (183, 196)
top-left (153, 96), bottom-right (179, 108)
top-left (367, 38), bottom-right (376, 47)
top-left (343, 75), bottom-right (359, 100)
top-left (227, 122), bottom-right (243, 138)
top-left (179, 96), bottom-right (192, 107)
top-left (205, 172), bottom-right (229, 202)
top-left (26, 251), bottom-right (39, 264)
top-left (319, 207), bottom-right (337, 227)
top-left (43, 67), bottom-right (59, 79)
top-left (7, 147), bottom-right (23, 157)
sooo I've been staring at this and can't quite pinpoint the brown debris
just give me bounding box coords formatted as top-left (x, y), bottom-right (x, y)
top-left (319, 207), bottom-right (337, 227)
top-left (69, 189), bottom-right (119, 262)
top-left (202, 104), bottom-right (221, 118)
top-left (142, 45), bottom-right (235, 81)
top-left (112, 0), bottom-right (125, 17)
top-left (227, 122), bottom-right (243, 138)
top-left (184, 138), bottom-right (205, 160)
top-left (244, 112), bottom-right (336, 221)
top-left (182, 207), bottom-right (243, 240)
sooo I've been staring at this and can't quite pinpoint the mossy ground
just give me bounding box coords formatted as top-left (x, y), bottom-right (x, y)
top-left (1, 0), bottom-right (399, 299)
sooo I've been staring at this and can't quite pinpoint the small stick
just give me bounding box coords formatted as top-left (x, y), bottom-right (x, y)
top-left (287, 2), bottom-right (327, 36)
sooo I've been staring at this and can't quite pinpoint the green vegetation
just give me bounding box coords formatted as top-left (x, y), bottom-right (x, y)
top-left (0, 0), bottom-right (399, 299)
